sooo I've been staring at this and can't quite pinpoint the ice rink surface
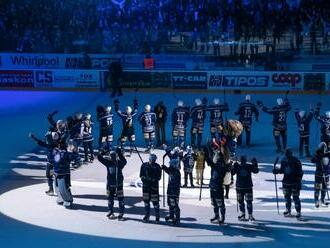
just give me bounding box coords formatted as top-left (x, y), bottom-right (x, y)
top-left (0, 90), bottom-right (330, 248)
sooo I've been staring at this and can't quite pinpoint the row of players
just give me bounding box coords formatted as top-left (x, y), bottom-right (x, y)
top-left (35, 94), bottom-right (330, 167)
top-left (29, 108), bottom-right (330, 225)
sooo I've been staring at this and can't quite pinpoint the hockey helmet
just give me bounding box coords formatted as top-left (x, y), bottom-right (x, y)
top-left (177, 100), bottom-right (184, 107)
top-left (149, 153), bottom-right (157, 163)
top-left (126, 106), bottom-right (132, 114)
top-left (213, 98), bottom-right (220, 105)
top-left (299, 110), bottom-right (306, 118)
top-left (195, 98), bottom-right (202, 106)
top-left (145, 104), bottom-right (151, 112)
top-left (74, 112), bottom-right (83, 120)
top-left (85, 113), bottom-right (92, 120)
top-left (326, 111), bottom-right (330, 118)
top-left (277, 98), bottom-right (283, 106)
top-left (105, 106), bottom-right (112, 113)
top-left (186, 146), bottom-right (193, 154)
top-left (285, 149), bottom-right (293, 158)
top-left (56, 120), bottom-right (66, 130)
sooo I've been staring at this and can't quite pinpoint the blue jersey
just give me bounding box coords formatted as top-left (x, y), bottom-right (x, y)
top-left (208, 103), bottom-right (229, 126)
top-left (98, 113), bottom-right (114, 130)
top-left (163, 166), bottom-right (181, 197)
top-left (190, 105), bottom-right (207, 128)
top-left (262, 100), bottom-right (291, 130)
top-left (295, 111), bottom-right (313, 136)
top-left (315, 115), bottom-right (330, 141)
top-left (53, 148), bottom-right (75, 175)
top-left (116, 108), bottom-right (138, 130)
top-left (235, 101), bottom-right (259, 126)
top-left (172, 107), bottom-right (190, 130)
top-left (139, 112), bottom-right (157, 133)
top-left (182, 153), bottom-right (196, 173)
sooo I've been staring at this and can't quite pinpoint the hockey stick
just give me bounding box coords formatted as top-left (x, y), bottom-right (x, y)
top-left (162, 155), bottom-right (166, 207)
top-left (199, 157), bottom-right (205, 201)
top-left (273, 157), bottom-right (280, 214)
top-left (131, 142), bottom-right (144, 164)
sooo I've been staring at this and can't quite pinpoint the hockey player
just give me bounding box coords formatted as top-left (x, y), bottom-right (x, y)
top-left (312, 142), bottom-right (330, 208)
top-left (315, 110), bottom-right (330, 143)
top-left (29, 131), bottom-right (59, 195)
top-left (53, 140), bottom-right (75, 209)
top-left (190, 98), bottom-right (207, 149)
top-left (208, 98), bottom-right (229, 138)
top-left (171, 100), bottom-right (190, 148)
top-left (232, 156), bottom-right (259, 221)
top-left (139, 104), bottom-right (157, 152)
top-left (97, 105), bottom-right (114, 152)
top-left (273, 149), bottom-right (303, 219)
top-left (154, 101), bottom-right (167, 147)
top-left (162, 157), bottom-right (181, 225)
top-left (294, 109), bottom-right (313, 157)
top-left (81, 113), bottom-right (94, 163)
top-left (204, 139), bottom-right (232, 225)
top-left (69, 112), bottom-right (83, 168)
top-left (235, 95), bottom-right (259, 147)
top-left (195, 150), bottom-right (206, 185)
top-left (47, 110), bottom-right (68, 142)
top-left (97, 147), bottom-right (127, 220)
top-left (182, 146), bottom-right (196, 188)
top-left (114, 98), bottom-right (138, 155)
top-left (139, 153), bottom-right (162, 222)
top-left (258, 98), bottom-right (291, 153)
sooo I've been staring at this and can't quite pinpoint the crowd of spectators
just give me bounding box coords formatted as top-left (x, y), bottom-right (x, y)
top-left (0, 0), bottom-right (329, 55)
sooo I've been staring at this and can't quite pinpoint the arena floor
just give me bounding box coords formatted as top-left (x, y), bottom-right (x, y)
top-left (0, 90), bottom-right (330, 248)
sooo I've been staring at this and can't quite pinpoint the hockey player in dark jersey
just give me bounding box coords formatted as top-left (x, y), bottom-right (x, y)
top-left (182, 146), bottom-right (196, 188)
top-left (294, 109), bottom-right (313, 157)
top-left (162, 157), bottom-right (181, 225)
top-left (190, 98), bottom-right (207, 149)
top-left (208, 98), bottom-right (229, 138)
top-left (273, 149), bottom-right (303, 219)
top-left (258, 98), bottom-right (291, 153)
top-left (204, 139), bottom-right (232, 225)
top-left (97, 105), bottom-right (114, 152)
top-left (114, 98), bottom-right (138, 156)
top-left (232, 156), bottom-right (259, 221)
top-left (312, 142), bottom-right (330, 208)
top-left (52, 140), bottom-right (76, 209)
top-left (69, 112), bottom-right (83, 168)
top-left (139, 153), bottom-right (162, 222)
top-left (315, 110), bottom-right (330, 143)
top-left (171, 100), bottom-right (190, 148)
top-left (139, 104), bottom-right (157, 152)
top-left (235, 95), bottom-right (259, 147)
top-left (98, 147), bottom-right (127, 220)
top-left (29, 131), bottom-right (60, 195)
top-left (80, 113), bottom-right (94, 163)
top-left (47, 110), bottom-right (68, 142)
